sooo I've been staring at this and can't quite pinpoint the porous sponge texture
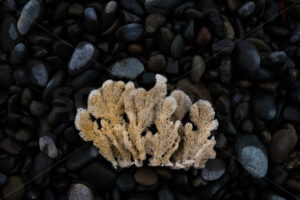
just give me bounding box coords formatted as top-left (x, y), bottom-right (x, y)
top-left (75, 74), bottom-right (218, 169)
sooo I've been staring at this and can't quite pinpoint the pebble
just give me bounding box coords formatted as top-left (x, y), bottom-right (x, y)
top-left (196, 26), bottom-right (211, 46)
top-left (80, 162), bottom-right (116, 191)
top-left (30, 153), bottom-right (54, 185)
top-left (30, 100), bottom-right (46, 117)
top-left (261, 51), bottom-right (287, 66)
top-left (158, 189), bottom-right (174, 200)
top-left (199, 174), bottom-right (230, 199)
top-left (170, 34), bottom-right (184, 58)
top-left (145, 0), bottom-right (182, 15)
top-left (121, 10), bottom-right (142, 23)
top-left (116, 173), bottom-right (136, 192)
top-left (14, 129), bottom-right (33, 143)
top-left (0, 138), bottom-right (22, 155)
top-left (286, 179), bottom-right (300, 192)
top-left (219, 57), bottom-right (232, 84)
top-left (101, 1), bottom-right (118, 29)
top-left (134, 167), bottom-right (158, 186)
top-left (183, 20), bottom-right (194, 42)
top-left (120, 0), bottom-right (144, 17)
top-left (252, 91), bottom-right (276, 121)
top-left (39, 136), bottom-right (58, 159)
top-left (269, 124), bottom-right (298, 163)
top-left (66, 144), bottom-right (99, 170)
top-left (290, 88), bottom-right (300, 104)
top-left (68, 2), bottom-right (84, 17)
top-left (190, 55), bottom-right (205, 83)
top-left (235, 134), bottom-right (268, 178)
top-left (27, 59), bottom-right (49, 87)
top-left (290, 26), bottom-right (300, 43)
top-left (138, 72), bottom-right (156, 89)
top-left (238, 1), bottom-right (255, 18)
top-left (42, 70), bottom-right (66, 103)
top-left (68, 183), bottom-right (94, 200)
top-left (283, 105), bottom-right (300, 122)
top-left (84, 7), bottom-right (98, 34)
top-left (233, 40), bottom-right (261, 71)
top-left (116, 23), bottom-right (143, 42)
top-left (68, 42), bottom-right (99, 76)
top-left (17, 0), bottom-right (41, 35)
top-left (145, 14), bottom-right (166, 34)
top-left (0, 64), bottom-right (13, 88)
top-left (215, 95), bottom-right (231, 115)
top-left (147, 54), bottom-right (165, 72)
top-left (165, 57), bottom-right (179, 74)
top-left (201, 158), bottom-right (226, 181)
top-left (0, 16), bottom-right (22, 52)
top-left (234, 102), bottom-right (249, 125)
top-left (10, 43), bottom-right (26, 65)
top-left (110, 57), bottom-right (144, 80)
top-left (211, 38), bottom-right (235, 54)
top-left (2, 176), bottom-right (25, 200)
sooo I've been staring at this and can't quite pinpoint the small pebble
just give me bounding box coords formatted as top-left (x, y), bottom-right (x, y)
top-left (39, 136), bottom-right (58, 159)
top-left (116, 23), bottom-right (143, 42)
top-left (201, 158), bottom-right (226, 181)
top-left (110, 57), bottom-right (144, 80)
top-left (68, 183), bottom-right (94, 200)
top-left (116, 173), bottom-right (136, 192)
top-left (145, 0), bottom-right (181, 15)
top-left (134, 167), bottom-right (158, 186)
top-left (190, 55), bottom-right (206, 83)
top-left (238, 1), bottom-right (255, 18)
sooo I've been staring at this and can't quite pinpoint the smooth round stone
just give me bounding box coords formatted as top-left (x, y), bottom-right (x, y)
top-left (211, 38), bottom-right (235, 54)
top-left (134, 168), bottom-right (158, 186)
top-left (10, 43), bottom-right (27, 65)
top-left (28, 59), bottom-right (49, 87)
top-left (235, 134), bottom-right (268, 178)
top-left (191, 55), bottom-right (205, 83)
top-left (14, 129), bottom-right (33, 143)
top-left (170, 34), bottom-right (184, 58)
top-left (238, 1), bottom-right (255, 18)
top-left (0, 138), bottom-right (22, 155)
top-left (283, 105), bottom-right (300, 122)
top-left (2, 176), bottom-right (25, 200)
top-left (158, 189), bottom-right (174, 200)
top-left (80, 162), bottom-right (116, 191)
top-left (148, 54), bottom-right (166, 72)
top-left (120, 0), bottom-right (144, 17)
top-left (165, 57), bottom-right (179, 74)
top-left (111, 57), bottom-right (144, 80)
top-left (0, 65), bottom-right (13, 88)
top-left (68, 2), bottom-right (84, 17)
top-left (145, 0), bottom-right (182, 15)
top-left (68, 184), bottom-right (94, 200)
top-left (201, 158), bottom-right (226, 181)
top-left (252, 91), bottom-right (276, 121)
top-left (145, 13), bottom-right (166, 34)
top-left (39, 136), bottom-right (58, 159)
top-left (233, 40), bottom-right (261, 71)
top-left (17, 0), bottom-right (41, 35)
top-left (30, 101), bottom-right (46, 117)
top-left (269, 124), bottom-right (298, 164)
top-left (84, 7), bottom-right (98, 34)
top-left (121, 10), bottom-right (142, 23)
top-left (261, 51), bottom-right (287, 66)
top-left (30, 153), bottom-right (54, 185)
top-left (65, 144), bottom-right (99, 170)
top-left (70, 69), bottom-right (99, 90)
top-left (196, 26), bottom-right (211, 46)
top-left (290, 26), bottom-right (300, 43)
top-left (101, 1), bottom-right (118, 29)
top-left (115, 23), bottom-right (143, 42)
top-left (116, 173), bottom-right (136, 192)
top-left (42, 70), bottom-right (66, 103)
top-left (0, 16), bottom-right (22, 52)
top-left (68, 42), bottom-right (99, 76)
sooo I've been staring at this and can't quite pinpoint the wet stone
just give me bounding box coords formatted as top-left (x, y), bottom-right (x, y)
top-left (145, 14), bottom-right (166, 34)
top-left (233, 40), bottom-right (261, 71)
top-left (68, 183), bottom-right (94, 200)
top-left (238, 1), bottom-right (255, 18)
top-left (110, 57), bottom-right (144, 80)
top-left (235, 134), bottom-right (268, 178)
top-left (201, 158), bottom-right (226, 181)
top-left (269, 124), bottom-right (298, 164)
top-left (116, 23), bottom-right (143, 42)
top-left (252, 91), bottom-right (276, 121)
top-left (68, 42), bottom-right (99, 76)
top-left (39, 136), bottom-right (58, 159)
top-left (134, 167), bottom-right (158, 186)
top-left (17, 0), bottom-right (42, 35)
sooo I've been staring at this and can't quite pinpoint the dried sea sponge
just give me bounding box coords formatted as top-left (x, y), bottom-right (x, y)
top-left (75, 74), bottom-right (218, 169)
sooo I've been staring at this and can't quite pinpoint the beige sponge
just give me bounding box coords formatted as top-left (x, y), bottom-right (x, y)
top-left (75, 74), bottom-right (218, 169)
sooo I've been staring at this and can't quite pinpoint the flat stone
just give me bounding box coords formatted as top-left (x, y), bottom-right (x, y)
top-left (110, 57), bottom-right (144, 80)
top-left (115, 23), bottom-right (143, 42)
